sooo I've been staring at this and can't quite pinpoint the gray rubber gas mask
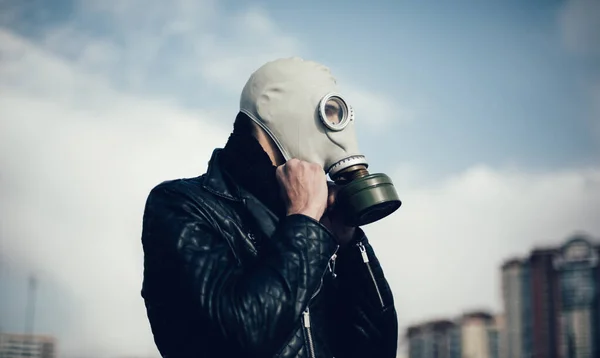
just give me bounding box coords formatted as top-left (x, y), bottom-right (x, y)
top-left (240, 57), bottom-right (401, 226)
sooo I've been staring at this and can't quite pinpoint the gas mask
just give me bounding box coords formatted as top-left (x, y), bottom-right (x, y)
top-left (239, 57), bottom-right (401, 226)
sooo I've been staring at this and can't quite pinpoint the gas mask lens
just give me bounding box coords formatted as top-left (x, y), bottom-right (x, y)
top-left (319, 94), bottom-right (352, 131)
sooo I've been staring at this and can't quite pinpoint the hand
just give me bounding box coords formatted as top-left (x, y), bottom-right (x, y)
top-left (320, 182), bottom-right (357, 246)
top-left (276, 158), bottom-right (328, 221)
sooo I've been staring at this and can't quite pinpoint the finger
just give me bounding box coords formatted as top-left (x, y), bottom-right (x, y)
top-left (327, 184), bottom-right (339, 208)
top-left (283, 158), bottom-right (297, 172)
top-left (275, 165), bottom-right (285, 181)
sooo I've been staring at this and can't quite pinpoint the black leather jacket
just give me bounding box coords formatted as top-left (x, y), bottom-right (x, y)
top-left (141, 150), bottom-right (398, 357)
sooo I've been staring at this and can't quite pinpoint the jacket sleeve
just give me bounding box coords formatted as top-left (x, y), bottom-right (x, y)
top-left (141, 183), bottom-right (338, 357)
top-left (329, 229), bottom-right (398, 358)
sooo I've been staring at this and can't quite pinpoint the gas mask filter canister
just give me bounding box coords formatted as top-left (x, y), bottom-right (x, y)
top-left (239, 57), bottom-right (401, 226)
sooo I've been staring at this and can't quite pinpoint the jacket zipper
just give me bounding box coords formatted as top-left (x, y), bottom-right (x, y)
top-left (303, 307), bottom-right (316, 358)
top-left (302, 282), bottom-right (320, 358)
top-left (302, 248), bottom-right (339, 358)
top-left (358, 242), bottom-right (385, 308)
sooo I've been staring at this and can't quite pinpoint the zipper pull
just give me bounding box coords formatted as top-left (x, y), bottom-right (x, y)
top-left (358, 242), bottom-right (369, 263)
top-left (303, 308), bottom-right (311, 328)
top-left (329, 253), bottom-right (338, 278)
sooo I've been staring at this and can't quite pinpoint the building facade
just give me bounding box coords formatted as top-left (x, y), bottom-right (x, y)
top-left (461, 311), bottom-right (494, 358)
top-left (554, 236), bottom-right (599, 358)
top-left (0, 333), bottom-right (56, 358)
top-left (529, 248), bottom-right (562, 358)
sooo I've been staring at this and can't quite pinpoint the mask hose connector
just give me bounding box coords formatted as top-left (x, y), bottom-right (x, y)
top-left (333, 165), bottom-right (369, 184)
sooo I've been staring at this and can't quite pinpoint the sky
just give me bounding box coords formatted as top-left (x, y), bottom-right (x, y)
top-left (0, 0), bottom-right (599, 357)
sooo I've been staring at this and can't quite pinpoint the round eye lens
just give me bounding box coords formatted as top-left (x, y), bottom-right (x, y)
top-left (319, 94), bottom-right (350, 131)
top-left (325, 98), bottom-right (344, 126)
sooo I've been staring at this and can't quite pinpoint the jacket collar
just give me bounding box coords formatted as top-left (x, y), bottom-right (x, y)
top-left (202, 148), bottom-right (243, 202)
top-left (202, 148), bottom-right (280, 238)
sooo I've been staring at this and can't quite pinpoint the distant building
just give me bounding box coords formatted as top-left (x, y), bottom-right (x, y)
top-left (554, 236), bottom-right (599, 358)
top-left (0, 333), bottom-right (56, 358)
top-left (501, 259), bottom-right (523, 358)
top-left (406, 319), bottom-right (461, 358)
top-left (406, 311), bottom-right (501, 358)
top-left (460, 311), bottom-right (493, 358)
top-left (528, 247), bottom-right (562, 358)
top-left (500, 233), bottom-right (599, 358)
top-left (488, 314), bottom-right (504, 358)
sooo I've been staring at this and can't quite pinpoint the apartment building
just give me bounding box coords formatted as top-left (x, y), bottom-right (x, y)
top-left (0, 333), bottom-right (56, 358)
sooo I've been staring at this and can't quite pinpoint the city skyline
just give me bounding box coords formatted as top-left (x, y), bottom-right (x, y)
top-left (406, 232), bottom-right (600, 358)
top-left (1, 0), bottom-right (599, 357)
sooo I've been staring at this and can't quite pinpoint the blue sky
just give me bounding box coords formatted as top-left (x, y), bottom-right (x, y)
top-left (4, 0), bottom-right (599, 174)
top-left (1, 0), bottom-right (599, 357)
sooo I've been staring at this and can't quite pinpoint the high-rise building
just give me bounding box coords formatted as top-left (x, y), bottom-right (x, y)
top-left (554, 236), bottom-right (599, 358)
top-left (528, 248), bottom-right (562, 358)
top-left (500, 233), bottom-right (599, 358)
top-left (501, 259), bottom-right (524, 358)
top-left (460, 311), bottom-right (495, 358)
top-left (0, 333), bottom-right (56, 358)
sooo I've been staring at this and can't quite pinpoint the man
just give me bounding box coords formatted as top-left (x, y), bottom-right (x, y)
top-left (141, 57), bottom-right (398, 358)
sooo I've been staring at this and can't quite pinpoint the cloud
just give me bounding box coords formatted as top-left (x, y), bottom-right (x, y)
top-left (36, 0), bottom-right (219, 93)
top-left (196, 6), bottom-right (306, 94)
top-left (343, 86), bottom-right (414, 130)
top-left (10, 0), bottom-right (400, 130)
